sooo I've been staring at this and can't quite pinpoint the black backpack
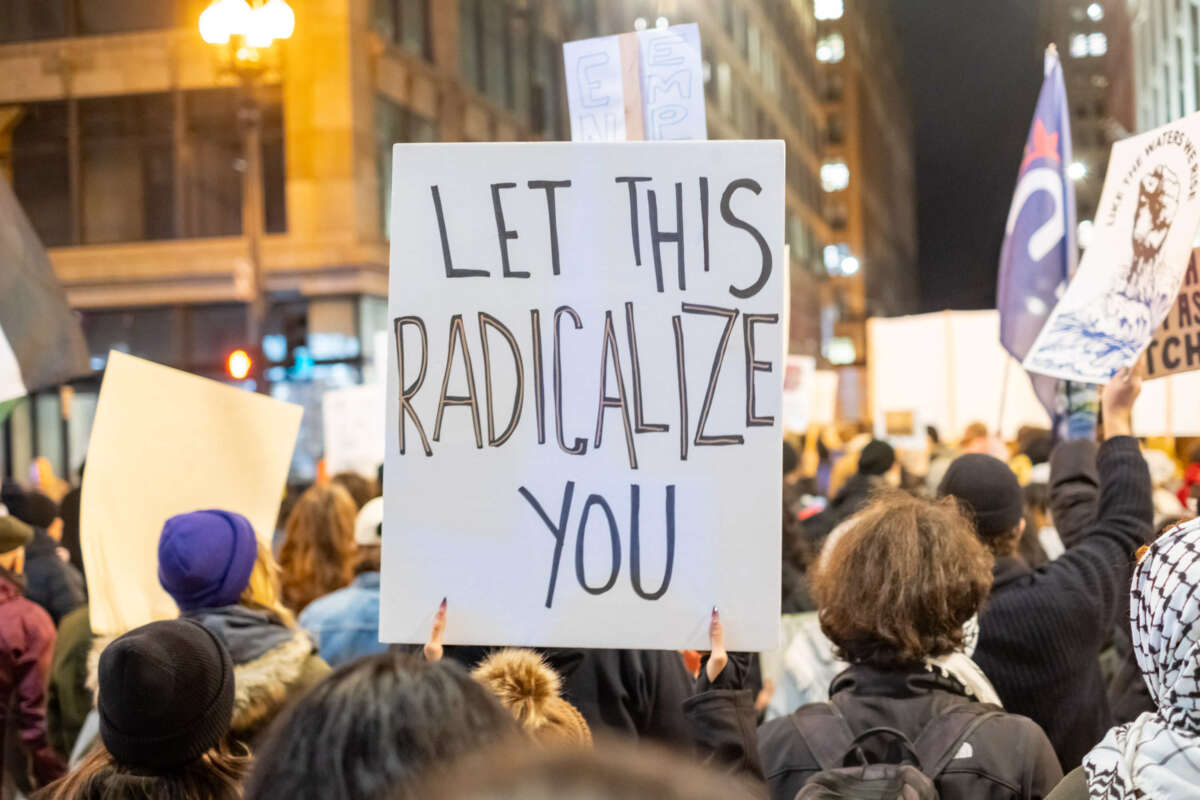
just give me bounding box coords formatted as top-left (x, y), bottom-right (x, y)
top-left (791, 702), bottom-right (1002, 800)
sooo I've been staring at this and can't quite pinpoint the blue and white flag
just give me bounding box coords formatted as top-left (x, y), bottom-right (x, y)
top-left (997, 47), bottom-right (1076, 422)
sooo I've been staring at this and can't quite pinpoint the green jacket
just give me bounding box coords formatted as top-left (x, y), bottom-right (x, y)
top-left (47, 606), bottom-right (92, 760)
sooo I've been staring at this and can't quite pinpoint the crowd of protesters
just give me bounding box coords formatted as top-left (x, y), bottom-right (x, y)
top-left (1, 367), bottom-right (1199, 798)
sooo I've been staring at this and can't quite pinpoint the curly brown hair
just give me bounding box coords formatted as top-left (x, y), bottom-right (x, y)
top-left (279, 483), bottom-right (358, 613)
top-left (812, 490), bottom-right (993, 668)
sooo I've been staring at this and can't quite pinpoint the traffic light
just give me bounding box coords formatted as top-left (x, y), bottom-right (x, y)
top-left (226, 349), bottom-right (252, 380)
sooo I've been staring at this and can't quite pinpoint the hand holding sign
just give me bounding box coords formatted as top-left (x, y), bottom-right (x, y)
top-left (383, 141), bottom-right (784, 651)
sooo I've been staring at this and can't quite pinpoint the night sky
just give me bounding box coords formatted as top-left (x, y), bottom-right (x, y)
top-left (892, 0), bottom-right (1044, 312)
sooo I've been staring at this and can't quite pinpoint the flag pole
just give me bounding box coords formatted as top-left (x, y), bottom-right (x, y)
top-left (997, 355), bottom-right (1011, 436)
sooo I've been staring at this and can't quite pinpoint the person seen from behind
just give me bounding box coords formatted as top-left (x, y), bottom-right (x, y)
top-left (1046, 516), bottom-right (1200, 798)
top-left (299, 496), bottom-right (387, 667)
top-left (278, 483), bottom-right (357, 614)
top-left (157, 509), bottom-right (330, 745)
top-left (244, 651), bottom-right (519, 800)
top-left (687, 491), bottom-right (1062, 799)
top-left (0, 509), bottom-right (65, 796)
top-left (33, 618), bottom-right (248, 800)
top-left (5, 490), bottom-right (84, 626)
top-left (938, 368), bottom-right (1152, 770)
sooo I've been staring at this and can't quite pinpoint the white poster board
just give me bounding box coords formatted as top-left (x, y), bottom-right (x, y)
top-left (82, 352), bottom-right (302, 636)
top-left (564, 23), bottom-right (706, 143)
top-left (383, 141), bottom-right (784, 651)
top-left (322, 383), bottom-right (385, 477)
top-left (812, 370), bottom-right (839, 425)
top-left (782, 355), bottom-right (816, 432)
top-left (868, 311), bottom-right (1051, 440)
top-left (1025, 112), bottom-right (1200, 382)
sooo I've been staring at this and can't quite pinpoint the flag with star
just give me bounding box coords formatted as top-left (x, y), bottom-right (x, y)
top-left (997, 45), bottom-right (1077, 426)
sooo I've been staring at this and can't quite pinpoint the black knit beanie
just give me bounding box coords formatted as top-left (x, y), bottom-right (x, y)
top-left (18, 491), bottom-right (59, 529)
top-left (98, 618), bottom-right (234, 770)
top-left (938, 453), bottom-right (1024, 538)
top-left (858, 440), bottom-right (896, 476)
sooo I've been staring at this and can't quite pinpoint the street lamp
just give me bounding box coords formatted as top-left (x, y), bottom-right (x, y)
top-left (199, 0), bottom-right (294, 390)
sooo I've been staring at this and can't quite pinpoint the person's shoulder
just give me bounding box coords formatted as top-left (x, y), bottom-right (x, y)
top-left (12, 596), bottom-right (55, 639)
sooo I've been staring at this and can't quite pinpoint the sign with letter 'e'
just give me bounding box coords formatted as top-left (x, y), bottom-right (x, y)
top-left (382, 141), bottom-right (783, 651)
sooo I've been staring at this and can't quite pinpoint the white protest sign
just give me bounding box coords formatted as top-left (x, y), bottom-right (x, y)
top-left (637, 24), bottom-right (707, 141)
top-left (563, 34), bottom-right (627, 142)
top-left (869, 311), bottom-right (1050, 440)
top-left (564, 23), bottom-right (705, 143)
top-left (82, 351), bottom-right (302, 636)
top-left (323, 383), bottom-right (385, 476)
top-left (782, 355), bottom-right (816, 432)
top-left (1025, 112), bottom-right (1200, 383)
top-left (383, 141), bottom-right (784, 651)
top-left (812, 370), bottom-right (839, 425)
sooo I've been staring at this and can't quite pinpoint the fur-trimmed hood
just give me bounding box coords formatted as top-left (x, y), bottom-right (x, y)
top-left (88, 613), bottom-right (326, 741)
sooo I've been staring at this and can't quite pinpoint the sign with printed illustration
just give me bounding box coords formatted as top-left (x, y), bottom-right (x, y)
top-left (381, 141), bottom-right (783, 650)
top-left (1024, 112), bottom-right (1200, 383)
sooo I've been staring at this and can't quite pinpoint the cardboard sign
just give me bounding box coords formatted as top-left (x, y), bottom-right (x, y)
top-left (1025, 112), bottom-right (1200, 382)
top-left (564, 23), bottom-right (706, 143)
top-left (382, 141), bottom-right (784, 651)
top-left (781, 355), bottom-right (816, 432)
top-left (82, 352), bottom-right (302, 636)
top-left (1145, 249), bottom-right (1200, 379)
top-left (322, 383), bottom-right (385, 476)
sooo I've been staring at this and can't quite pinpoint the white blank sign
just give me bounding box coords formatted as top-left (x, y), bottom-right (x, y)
top-left (383, 141), bottom-right (784, 651)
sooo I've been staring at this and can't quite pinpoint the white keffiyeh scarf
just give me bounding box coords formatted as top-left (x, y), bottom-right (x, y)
top-left (1083, 519), bottom-right (1200, 799)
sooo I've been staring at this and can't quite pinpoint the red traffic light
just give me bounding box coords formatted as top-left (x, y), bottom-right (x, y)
top-left (226, 349), bottom-right (252, 380)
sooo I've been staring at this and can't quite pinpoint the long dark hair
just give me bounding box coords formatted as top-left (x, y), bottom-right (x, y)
top-left (33, 741), bottom-right (248, 800)
top-left (244, 651), bottom-right (520, 800)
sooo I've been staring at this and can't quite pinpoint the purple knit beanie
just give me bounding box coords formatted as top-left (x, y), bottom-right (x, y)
top-left (158, 510), bottom-right (258, 611)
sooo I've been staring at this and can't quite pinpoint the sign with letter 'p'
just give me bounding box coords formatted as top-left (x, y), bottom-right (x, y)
top-left (382, 141), bottom-right (783, 651)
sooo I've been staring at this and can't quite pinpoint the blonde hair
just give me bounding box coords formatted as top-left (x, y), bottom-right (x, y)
top-left (241, 537), bottom-right (295, 627)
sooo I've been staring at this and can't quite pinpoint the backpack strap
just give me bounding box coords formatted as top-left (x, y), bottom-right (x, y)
top-left (911, 708), bottom-right (1003, 777)
top-left (787, 702), bottom-right (858, 772)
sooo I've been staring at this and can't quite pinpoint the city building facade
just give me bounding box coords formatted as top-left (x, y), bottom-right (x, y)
top-left (1041, 0), bottom-right (1135, 253)
top-left (813, 0), bottom-right (918, 377)
top-left (0, 0), bottom-right (910, 478)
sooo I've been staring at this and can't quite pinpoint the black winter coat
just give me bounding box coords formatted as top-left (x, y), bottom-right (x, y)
top-left (972, 436), bottom-right (1152, 771)
top-left (22, 529), bottom-right (85, 626)
top-left (684, 664), bottom-right (1062, 800)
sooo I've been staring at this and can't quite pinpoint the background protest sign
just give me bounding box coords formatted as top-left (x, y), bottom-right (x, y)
top-left (868, 310), bottom-right (1050, 440)
top-left (781, 355), bottom-right (816, 432)
top-left (563, 23), bottom-right (706, 142)
top-left (323, 383), bottom-right (385, 476)
top-left (383, 141), bottom-right (784, 651)
top-left (82, 352), bottom-right (302, 636)
top-left (1144, 248), bottom-right (1200, 379)
top-left (1024, 111), bottom-right (1200, 383)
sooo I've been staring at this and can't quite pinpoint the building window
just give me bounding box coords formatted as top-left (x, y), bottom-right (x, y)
top-left (0, 0), bottom-right (180, 44)
top-left (79, 93), bottom-right (175, 244)
top-left (824, 336), bottom-right (856, 365)
top-left (816, 33), bottom-right (844, 63)
top-left (459, 0), bottom-right (483, 90)
top-left (814, 0), bottom-right (844, 21)
top-left (1069, 33), bottom-right (1089, 58)
top-left (1088, 32), bottom-right (1107, 56)
top-left (820, 160), bottom-right (850, 192)
top-left (1086, 2), bottom-right (1104, 21)
top-left (11, 102), bottom-right (71, 247)
top-left (372, 0), bottom-right (432, 60)
top-left (10, 87), bottom-right (287, 247)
